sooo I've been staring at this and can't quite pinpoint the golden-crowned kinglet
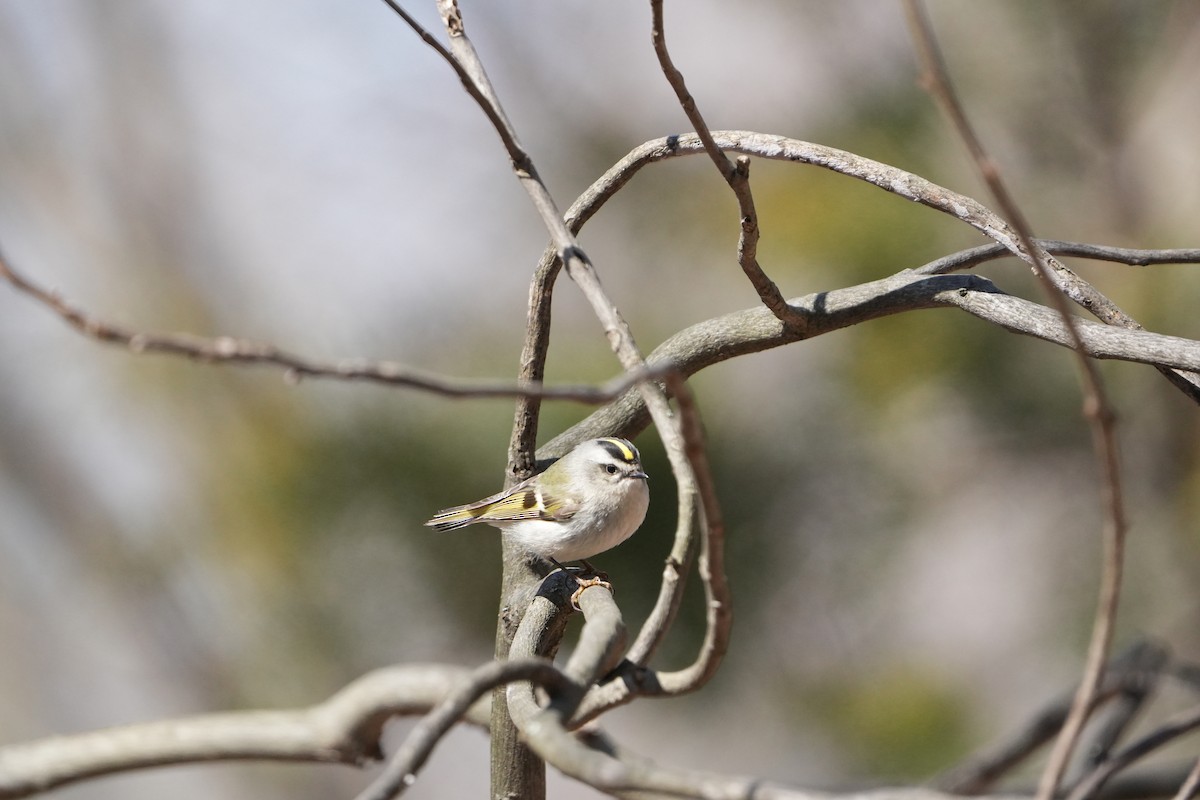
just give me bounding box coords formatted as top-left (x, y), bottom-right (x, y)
top-left (425, 437), bottom-right (649, 563)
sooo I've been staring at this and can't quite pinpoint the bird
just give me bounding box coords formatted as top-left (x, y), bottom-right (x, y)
top-left (424, 437), bottom-right (650, 567)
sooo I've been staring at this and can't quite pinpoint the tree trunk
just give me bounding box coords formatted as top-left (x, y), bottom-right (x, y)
top-left (489, 546), bottom-right (554, 800)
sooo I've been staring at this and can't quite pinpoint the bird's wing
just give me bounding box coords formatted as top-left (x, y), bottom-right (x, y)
top-left (424, 476), bottom-right (579, 531)
top-left (477, 484), bottom-right (580, 523)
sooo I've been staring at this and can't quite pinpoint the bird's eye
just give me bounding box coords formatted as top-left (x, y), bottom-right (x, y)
top-left (604, 463), bottom-right (619, 475)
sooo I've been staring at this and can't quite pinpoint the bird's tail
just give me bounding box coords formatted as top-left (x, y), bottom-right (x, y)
top-left (423, 504), bottom-right (487, 531)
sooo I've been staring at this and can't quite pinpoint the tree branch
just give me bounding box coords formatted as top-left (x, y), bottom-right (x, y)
top-left (648, 0), bottom-right (804, 331)
top-left (383, 1), bottom-right (734, 763)
top-left (527, 129), bottom-right (1200, 411)
top-left (378, 4), bottom-right (719, 798)
top-left (570, 376), bottom-right (731, 723)
top-left (1169, 758), bottom-right (1200, 800)
top-left (1067, 706), bottom-right (1200, 800)
top-left (351, 659), bottom-right (573, 800)
top-left (935, 640), bottom-right (1170, 795)
top-left (0, 664), bottom-right (486, 799)
top-left (504, 589), bottom-right (1026, 800)
top-left (0, 248), bottom-right (678, 404)
top-left (549, 266), bottom-right (1200, 453)
top-left (901, 7), bottom-right (1128, 799)
top-left (917, 241), bottom-right (1200, 275)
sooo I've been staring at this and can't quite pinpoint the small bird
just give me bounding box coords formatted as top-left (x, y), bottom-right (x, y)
top-left (425, 437), bottom-right (650, 565)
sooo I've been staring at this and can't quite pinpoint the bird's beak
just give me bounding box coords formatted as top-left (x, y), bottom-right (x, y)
top-left (630, 469), bottom-right (648, 481)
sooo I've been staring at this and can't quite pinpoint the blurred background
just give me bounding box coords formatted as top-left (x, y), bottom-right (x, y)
top-left (2, 1), bottom-right (1200, 798)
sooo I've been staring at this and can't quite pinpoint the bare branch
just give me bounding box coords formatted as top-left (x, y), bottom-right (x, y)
top-left (505, 599), bottom-right (1024, 800)
top-left (506, 248), bottom-right (561, 483)
top-left (0, 664), bottom-right (485, 799)
top-left (935, 640), bottom-right (1170, 795)
top-left (916, 238), bottom-right (1200, 403)
top-left (1067, 706), bottom-right (1200, 800)
top-left (381, 0), bottom-right (584, 269)
top-left (900, 6), bottom-right (1129, 799)
top-left (528, 130), bottom-right (1198, 406)
top-left (10, 128), bottom-right (1199, 416)
top-left (383, 1), bottom-right (735, 766)
top-left (917, 241), bottom-right (1200, 275)
top-left (1170, 758), bottom-right (1200, 800)
top-left (377, 1), bottom-right (525, 182)
top-left (0, 248), bottom-right (680, 404)
top-left (352, 659), bottom-right (573, 800)
top-left (651, 374), bottom-right (729, 691)
top-left (549, 267), bottom-right (1200, 453)
top-left (649, 0), bottom-right (804, 331)
top-left (573, 375), bottom-right (731, 723)
top-left (1080, 647), bottom-right (1170, 772)
top-left (378, 4), bottom-right (718, 798)
top-left (564, 581), bottom-right (629, 687)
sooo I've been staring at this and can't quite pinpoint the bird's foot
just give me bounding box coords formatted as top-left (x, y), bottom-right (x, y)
top-left (570, 573), bottom-right (614, 611)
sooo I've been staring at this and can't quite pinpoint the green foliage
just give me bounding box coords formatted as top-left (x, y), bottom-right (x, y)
top-left (801, 667), bottom-right (974, 780)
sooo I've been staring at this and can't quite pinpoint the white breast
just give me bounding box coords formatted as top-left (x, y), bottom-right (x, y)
top-left (496, 479), bottom-right (649, 562)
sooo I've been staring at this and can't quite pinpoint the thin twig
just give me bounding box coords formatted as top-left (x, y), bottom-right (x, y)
top-left (13, 134), bottom-right (1200, 411)
top-left (1066, 706), bottom-right (1200, 800)
top-left (377, 1), bottom-right (524, 178)
top-left (650, 373), bottom-right (729, 690)
top-left (648, 0), bottom-right (804, 331)
top-left (902, 7), bottom-right (1128, 798)
top-left (916, 241), bottom-right (1200, 275)
top-left (1170, 758), bottom-right (1200, 800)
top-left (506, 254), bottom-right (561, 483)
top-left (0, 249), bottom-right (676, 404)
top-left (10, 237), bottom-right (1198, 442)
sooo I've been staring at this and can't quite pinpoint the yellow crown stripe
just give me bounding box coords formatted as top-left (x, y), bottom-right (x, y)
top-left (597, 437), bottom-right (636, 462)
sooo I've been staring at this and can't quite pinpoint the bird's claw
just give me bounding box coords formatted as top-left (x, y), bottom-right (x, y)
top-left (570, 574), bottom-right (614, 611)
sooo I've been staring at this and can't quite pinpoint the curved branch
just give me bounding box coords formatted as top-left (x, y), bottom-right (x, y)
top-left (505, 590), bottom-right (1023, 800)
top-left (576, 375), bottom-right (731, 720)
top-left (352, 659), bottom-right (572, 800)
top-left (564, 582), bottom-right (629, 687)
top-left (529, 131), bottom-right (1200, 422)
top-left (8, 132), bottom-right (1200, 415)
top-left (0, 664), bottom-right (486, 799)
top-left (547, 268), bottom-right (1200, 453)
